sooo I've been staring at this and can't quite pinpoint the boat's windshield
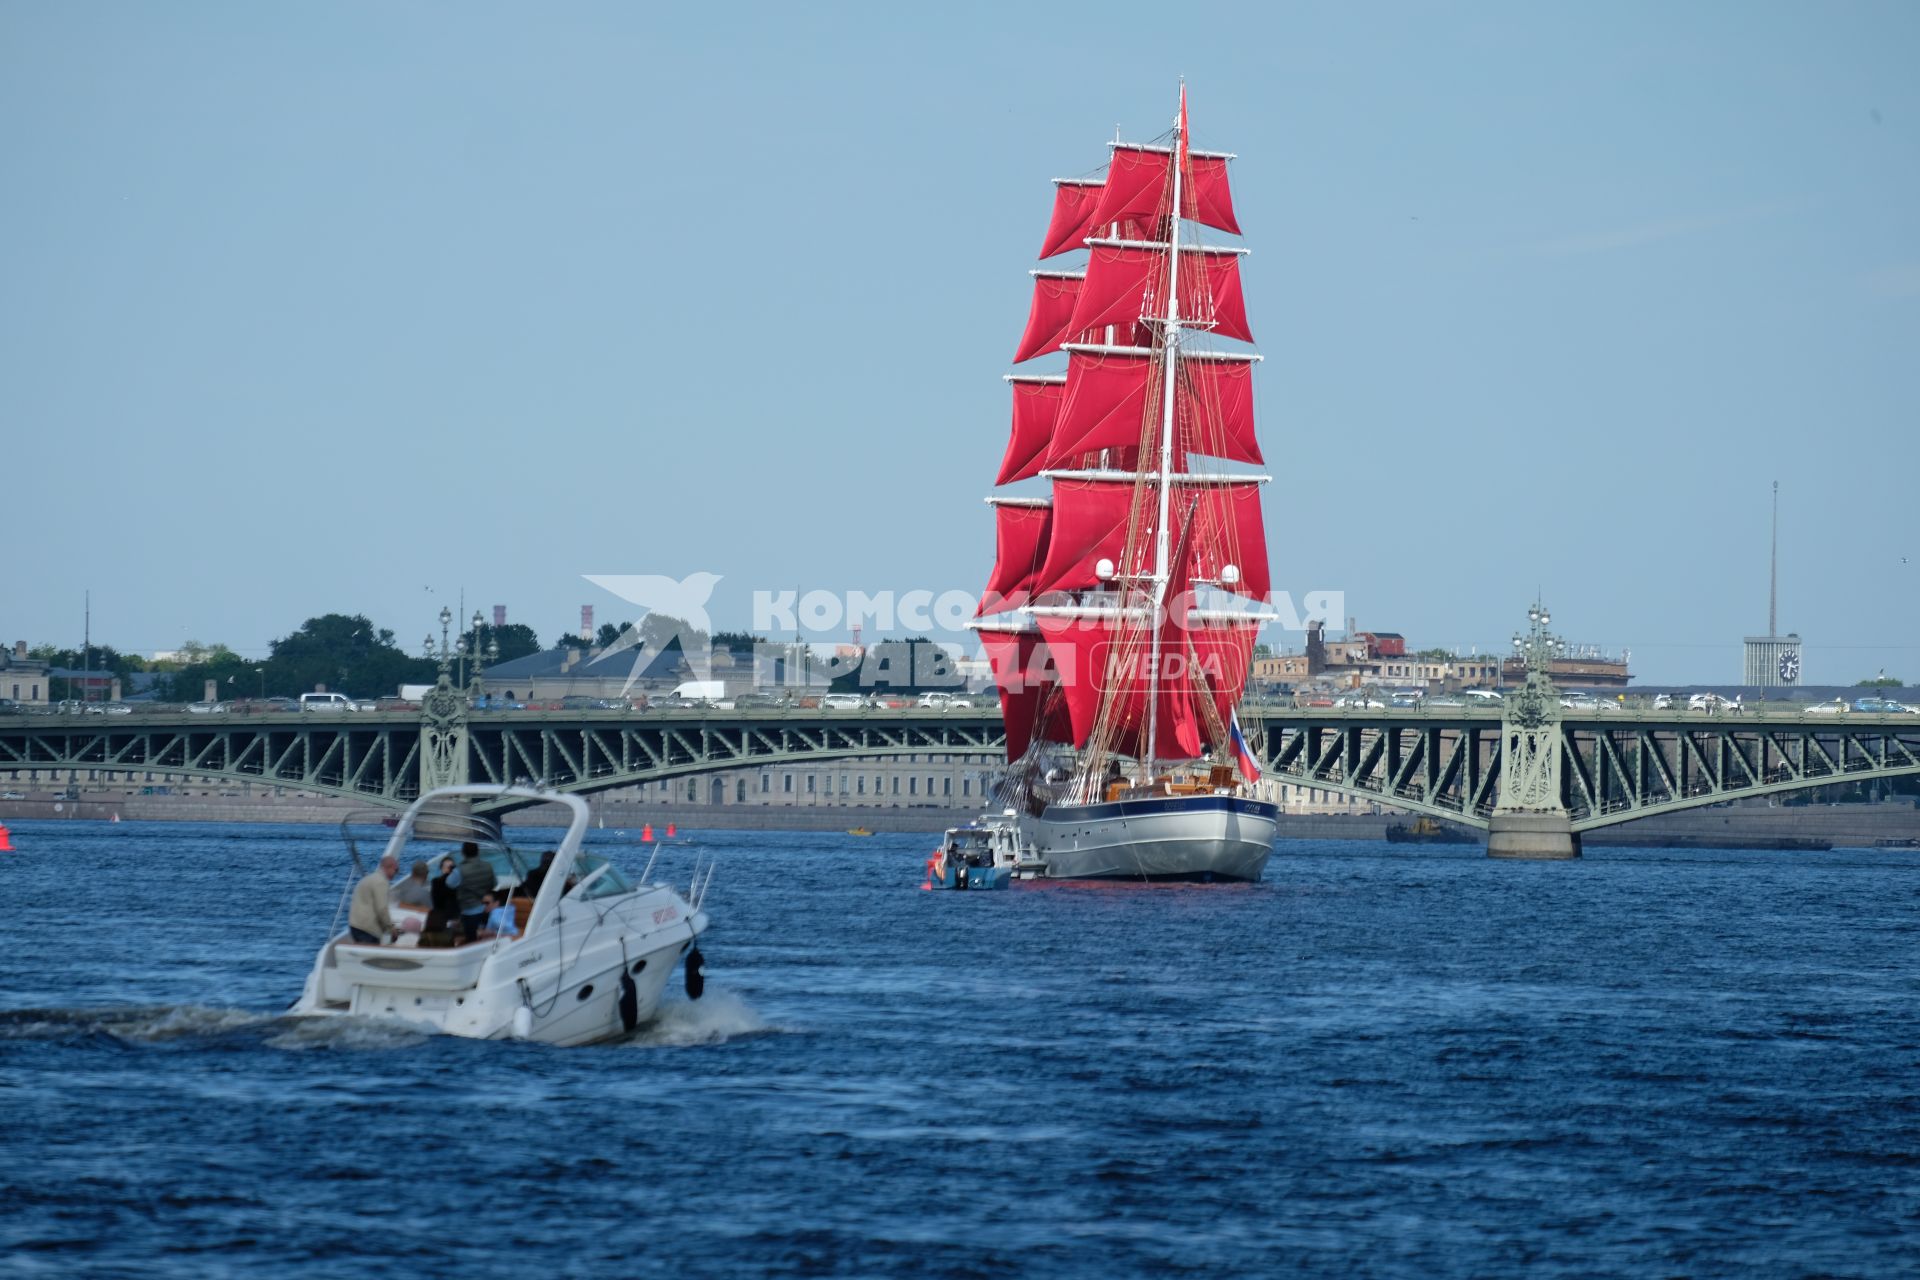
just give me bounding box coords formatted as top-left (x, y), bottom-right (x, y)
top-left (569, 853), bottom-right (632, 900)
top-left (946, 830), bottom-right (991, 852)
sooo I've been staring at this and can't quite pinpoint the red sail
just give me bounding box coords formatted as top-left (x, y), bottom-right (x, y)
top-left (996, 377), bottom-right (1063, 485)
top-left (1187, 251), bottom-right (1252, 343)
top-left (979, 502), bottom-right (1052, 615)
top-left (1086, 145), bottom-right (1241, 238)
top-left (1189, 480), bottom-right (1270, 600)
top-left (1031, 479), bottom-right (1147, 597)
top-left (980, 628), bottom-right (1071, 760)
top-left (1048, 352), bottom-right (1261, 467)
top-left (1012, 272), bottom-right (1086, 363)
top-left (1087, 146), bottom-right (1172, 230)
top-left (1031, 478), bottom-right (1268, 600)
top-left (1038, 180), bottom-right (1103, 259)
top-left (1049, 351), bottom-right (1155, 465)
top-left (1067, 245), bottom-right (1252, 344)
top-left (1188, 155), bottom-right (1240, 235)
top-left (1036, 614), bottom-right (1257, 761)
top-left (1177, 357), bottom-right (1261, 464)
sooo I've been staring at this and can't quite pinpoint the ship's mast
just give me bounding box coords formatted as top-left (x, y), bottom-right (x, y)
top-left (1141, 93), bottom-right (1186, 784)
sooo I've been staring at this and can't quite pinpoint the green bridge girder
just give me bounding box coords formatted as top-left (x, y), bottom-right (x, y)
top-left (1251, 706), bottom-right (1920, 831)
top-left (2, 705), bottom-right (1915, 830)
top-left (0, 708), bottom-right (1009, 809)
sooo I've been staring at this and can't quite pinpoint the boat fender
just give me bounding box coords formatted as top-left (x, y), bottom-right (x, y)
top-left (618, 971), bottom-right (639, 1032)
top-left (510, 1005), bottom-right (534, 1040)
top-left (685, 946), bottom-right (706, 1000)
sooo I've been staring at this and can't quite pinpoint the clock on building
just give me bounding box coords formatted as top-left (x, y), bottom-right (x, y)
top-left (1778, 649), bottom-right (1800, 683)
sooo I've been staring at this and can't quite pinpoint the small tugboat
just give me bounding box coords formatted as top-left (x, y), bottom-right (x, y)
top-left (290, 784), bottom-right (711, 1045)
top-left (1384, 816), bottom-right (1480, 845)
top-left (925, 813), bottom-right (1033, 890)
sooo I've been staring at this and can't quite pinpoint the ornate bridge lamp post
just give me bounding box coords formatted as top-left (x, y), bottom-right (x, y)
top-left (1488, 601), bottom-right (1580, 860)
top-left (466, 611), bottom-right (496, 704)
top-left (419, 606), bottom-right (471, 793)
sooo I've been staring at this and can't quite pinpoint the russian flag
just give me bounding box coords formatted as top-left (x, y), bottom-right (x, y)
top-left (1228, 707), bottom-right (1261, 784)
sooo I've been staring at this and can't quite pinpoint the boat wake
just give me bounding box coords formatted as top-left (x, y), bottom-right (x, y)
top-left (263, 1015), bottom-right (433, 1052)
top-left (621, 990), bottom-right (774, 1048)
top-left (0, 992), bottom-right (774, 1052)
top-left (0, 1004), bottom-right (273, 1045)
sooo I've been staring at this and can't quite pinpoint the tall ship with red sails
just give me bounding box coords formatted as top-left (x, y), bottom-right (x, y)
top-left (973, 88), bottom-right (1279, 882)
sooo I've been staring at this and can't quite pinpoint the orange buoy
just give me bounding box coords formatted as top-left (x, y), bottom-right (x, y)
top-left (666, 822), bottom-right (677, 839)
top-left (0, 824), bottom-right (14, 852)
top-left (641, 823), bottom-right (654, 842)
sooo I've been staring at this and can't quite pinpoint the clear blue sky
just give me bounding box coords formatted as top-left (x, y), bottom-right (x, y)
top-left (3, 1), bottom-right (1915, 685)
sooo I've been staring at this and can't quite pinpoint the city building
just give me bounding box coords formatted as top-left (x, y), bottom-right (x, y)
top-left (1250, 620), bottom-right (1604, 695)
top-left (0, 641), bottom-right (50, 706)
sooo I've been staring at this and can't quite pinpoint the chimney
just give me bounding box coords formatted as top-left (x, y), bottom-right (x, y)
top-left (561, 649), bottom-right (577, 673)
top-left (13, 640), bottom-right (24, 660)
top-left (204, 679), bottom-right (217, 703)
top-left (110, 677), bottom-right (122, 702)
top-left (493, 604), bottom-right (506, 628)
top-left (580, 605), bottom-right (594, 642)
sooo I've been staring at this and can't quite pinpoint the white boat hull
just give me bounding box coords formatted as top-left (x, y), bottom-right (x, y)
top-left (290, 889), bottom-right (707, 1047)
top-left (1019, 793), bottom-right (1277, 882)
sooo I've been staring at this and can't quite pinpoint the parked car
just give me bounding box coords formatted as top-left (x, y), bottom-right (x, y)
top-left (647, 695), bottom-right (703, 710)
top-left (299, 693), bottom-right (354, 712)
top-left (0, 698), bottom-right (20, 715)
top-left (1688, 693), bottom-right (1741, 714)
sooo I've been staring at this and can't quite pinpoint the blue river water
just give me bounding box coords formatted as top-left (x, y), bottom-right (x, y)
top-left (2, 818), bottom-right (1917, 1278)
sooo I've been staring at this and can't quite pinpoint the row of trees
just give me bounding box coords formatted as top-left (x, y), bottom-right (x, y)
top-left (155, 615), bottom-right (440, 702)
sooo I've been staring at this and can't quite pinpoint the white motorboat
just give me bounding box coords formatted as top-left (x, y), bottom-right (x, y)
top-left (289, 785), bottom-right (711, 1046)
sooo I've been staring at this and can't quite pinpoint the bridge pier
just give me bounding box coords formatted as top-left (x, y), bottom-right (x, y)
top-left (1487, 811), bottom-right (1581, 860)
top-left (1488, 601), bottom-right (1580, 860)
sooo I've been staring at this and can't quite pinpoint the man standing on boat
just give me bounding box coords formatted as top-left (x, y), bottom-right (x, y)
top-left (453, 841), bottom-right (496, 944)
top-left (348, 854), bottom-right (400, 945)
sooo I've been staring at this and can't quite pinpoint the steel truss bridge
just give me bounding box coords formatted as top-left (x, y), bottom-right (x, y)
top-left (2, 704), bottom-right (1915, 831)
top-left (0, 708), bottom-right (1009, 811)
top-left (1255, 706), bottom-right (1920, 831)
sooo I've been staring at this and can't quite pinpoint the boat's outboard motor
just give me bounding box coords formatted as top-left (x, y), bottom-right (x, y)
top-left (685, 947), bottom-right (706, 1000)
top-left (617, 971), bottom-right (639, 1032)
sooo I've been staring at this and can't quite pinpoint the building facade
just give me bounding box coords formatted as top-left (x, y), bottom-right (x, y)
top-left (1743, 634), bottom-right (1803, 687)
top-left (0, 641), bottom-right (49, 706)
